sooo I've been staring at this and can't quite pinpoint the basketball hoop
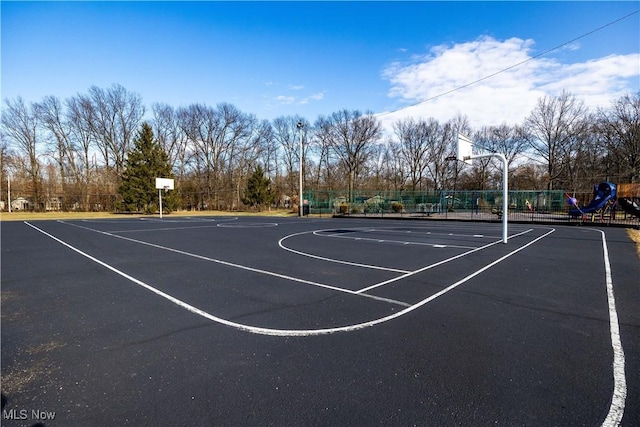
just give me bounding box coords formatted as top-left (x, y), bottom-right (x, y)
top-left (155, 178), bottom-right (174, 219)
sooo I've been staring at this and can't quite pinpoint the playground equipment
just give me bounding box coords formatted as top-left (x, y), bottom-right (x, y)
top-left (567, 181), bottom-right (640, 221)
top-left (568, 182), bottom-right (617, 217)
top-left (618, 197), bottom-right (640, 218)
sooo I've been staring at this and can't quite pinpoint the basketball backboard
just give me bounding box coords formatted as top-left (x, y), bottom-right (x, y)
top-left (457, 134), bottom-right (473, 165)
top-left (155, 177), bottom-right (175, 190)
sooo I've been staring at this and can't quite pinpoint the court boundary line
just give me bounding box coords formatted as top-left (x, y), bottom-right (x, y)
top-left (595, 228), bottom-right (627, 427)
top-left (53, 221), bottom-right (411, 307)
top-left (24, 221), bottom-right (554, 337)
top-left (21, 221), bottom-right (626, 425)
top-left (279, 228), bottom-right (534, 274)
top-left (314, 231), bottom-right (479, 250)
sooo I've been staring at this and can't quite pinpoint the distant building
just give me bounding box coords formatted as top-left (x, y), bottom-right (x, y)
top-left (11, 197), bottom-right (30, 211)
top-left (45, 197), bottom-right (62, 211)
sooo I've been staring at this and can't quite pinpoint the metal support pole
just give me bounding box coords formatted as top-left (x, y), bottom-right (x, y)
top-left (159, 189), bottom-right (163, 219)
top-left (466, 153), bottom-right (508, 244)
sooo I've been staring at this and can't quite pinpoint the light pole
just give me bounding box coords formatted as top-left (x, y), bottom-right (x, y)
top-left (297, 121), bottom-right (303, 217)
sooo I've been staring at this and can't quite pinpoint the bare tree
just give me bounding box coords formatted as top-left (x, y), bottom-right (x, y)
top-left (315, 109), bottom-right (382, 202)
top-left (1, 97), bottom-right (42, 209)
top-left (446, 114), bottom-right (472, 192)
top-left (467, 128), bottom-right (495, 191)
top-left (152, 103), bottom-right (192, 181)
top-left (311, 117), bottom-right (336, 192)
top-left (85, 84), bottom-right (145, 180)
top-left (67, 94), bottom-right (98, 210)
top-left (272, 115), bottom-right (310, 198)
top-left (524, 91), bottom-right (589, 190)
top-left (597, 91), bottom-right (640, 183)
top-left (424, 119), bottom-right (455, 191)
top-left (392, 117), bottom-right (433, 191)
top-left (35, 95), bottom-right (78, 206)
top-left (383, 140), bottom-right (408, 192)
top-left (179, 102), bottom-right (257, 209)
top-left (472, 123), bottom-right (528, 189)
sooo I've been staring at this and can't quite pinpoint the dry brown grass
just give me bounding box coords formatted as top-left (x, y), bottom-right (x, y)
top-left (0, 209), bottom-right (296, 222)
top-left (628, 229), bottom-right (640, 259)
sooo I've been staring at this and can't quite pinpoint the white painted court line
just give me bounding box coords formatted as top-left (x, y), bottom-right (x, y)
top-left (280, 228), bottom-right (535, 279)
top-left (314, 232), bottom-right (478, 249)
top-left (24, 220), bottom-right (626, 423)
top-left (216, 222), bottom-right (278, 228)
top-left (366, 229), bottom-right (500, 239)
top-left (356, 228), bottom-right (536, 294)
top-left (23, 222), bottom-right (554, 337)
top-left (50, 221), bottom-right (410, 308)
top-left (280, 229), bottom-right (412, 274)
top-left (595, 228), bottom-right (627, 427)
top-left (140, 216), bottom-right (239, 223)
top-left (111, 224), bottom-right (224, 234)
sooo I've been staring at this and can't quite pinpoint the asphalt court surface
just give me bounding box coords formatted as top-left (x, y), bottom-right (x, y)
top-left (1, 216), bottom-right (639, 426)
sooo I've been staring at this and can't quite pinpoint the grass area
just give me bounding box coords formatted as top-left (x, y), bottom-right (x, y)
top-left (0, 209), bottom-right (298, 222)
top-left (628, 229), bottom-right (640, 259)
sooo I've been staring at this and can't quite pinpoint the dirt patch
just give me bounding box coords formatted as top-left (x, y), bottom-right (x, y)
top-left (1, 360), bottom-right (51, 395)
top-left (1, 341), bottom-right (66, 395)
top-left (25, 341), bottom-right (67, 355)
top-left (0, 291), bottom-right (27, 322)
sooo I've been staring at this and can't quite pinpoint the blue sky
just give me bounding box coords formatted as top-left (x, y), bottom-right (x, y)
top-left (2, 1), bottom-right (639, 129)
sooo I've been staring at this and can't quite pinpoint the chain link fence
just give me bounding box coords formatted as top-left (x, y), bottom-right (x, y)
top-left (301, 187), bottom-right (640, 227)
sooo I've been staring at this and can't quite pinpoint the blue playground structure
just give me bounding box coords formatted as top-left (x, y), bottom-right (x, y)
top-left (568, 182), bottom-right (617, 217)
top-left (567, 181), bottom-right (640, 220)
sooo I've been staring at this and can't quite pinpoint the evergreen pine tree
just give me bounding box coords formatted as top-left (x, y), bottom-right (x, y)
top-left (242, 165), bottom-right (275, 211)
top-left (118, 123), bottom-right (176, 213)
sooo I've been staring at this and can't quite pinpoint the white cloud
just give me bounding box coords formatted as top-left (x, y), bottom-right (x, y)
top-left (307, 92), bottom-right (325, 101)
top-left (379, 36), bottom-right (640, 131)
top-left (275, 95), bottom-right (295, 104)
top-left (289, 84), bottom-right (305, 90)
top-left (272, 91), bottom-right (325, 106)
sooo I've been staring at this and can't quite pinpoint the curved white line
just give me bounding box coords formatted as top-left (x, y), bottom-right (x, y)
top-left (27, 220), bottom-right (626, 423)
top-left (25, 221), bottom-right (553, 337)
top-left (279, 228), bottom-right (411, 273)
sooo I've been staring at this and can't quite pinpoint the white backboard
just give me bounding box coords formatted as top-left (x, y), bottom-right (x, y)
top-left (457, 134), bottom-right (473, 165)
top-left (155, 177), bottom-right (175, 190)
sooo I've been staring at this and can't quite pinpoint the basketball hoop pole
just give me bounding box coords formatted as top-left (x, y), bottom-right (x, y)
top-left (159, 188), bottom-right (163, 219)
top-left (465, 152), bottom-right (508, 244)
top-left (455, 134), bottom-right (507, 244)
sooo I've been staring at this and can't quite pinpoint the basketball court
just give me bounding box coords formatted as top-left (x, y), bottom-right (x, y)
top-left (1, 216), bottom-right (639, 425)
